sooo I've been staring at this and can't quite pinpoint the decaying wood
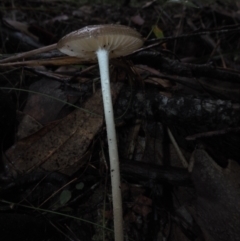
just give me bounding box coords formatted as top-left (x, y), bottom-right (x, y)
top-left (115, 87), bottom-right (240, 128)
top-left (115, 87), bottom-right (240, 163)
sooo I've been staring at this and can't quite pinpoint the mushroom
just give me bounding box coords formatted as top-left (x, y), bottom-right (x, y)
top-left (57, 24), bottom-right (143, 241)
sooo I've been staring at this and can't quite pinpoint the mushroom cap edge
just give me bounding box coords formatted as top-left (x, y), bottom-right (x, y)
top-left (57, 24), bottom-right (144, 60)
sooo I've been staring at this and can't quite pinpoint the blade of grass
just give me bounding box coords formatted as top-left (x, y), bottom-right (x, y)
top-left (0, 87), bottom-right (101, 117)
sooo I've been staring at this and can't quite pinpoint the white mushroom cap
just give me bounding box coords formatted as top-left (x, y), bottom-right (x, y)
top-left (57, 24), bottom-right (143, 60)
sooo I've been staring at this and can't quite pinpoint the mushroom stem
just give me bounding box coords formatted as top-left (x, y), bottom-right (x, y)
top-left (96, 48), bottom-right (124, 241)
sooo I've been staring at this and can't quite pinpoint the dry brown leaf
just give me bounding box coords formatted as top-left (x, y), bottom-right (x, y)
top-left (132, 195), bottom-right (152, 217)
top-left (131, 14), bottom-right (145, 26)
top-left (142, 0), bottom-right (156, 9)
top-left (189, 149), bottom-right (240, 241)
top-left (43, 15), bottom-right (69, 24)
top-left (17, 111), bottom-right (43, 140)
top-left (6, 83), bottom-right (123, 176)
top-left (3, 19), bottom-right (38, 41)
top-left (23, 79), bottom-right (67, 125)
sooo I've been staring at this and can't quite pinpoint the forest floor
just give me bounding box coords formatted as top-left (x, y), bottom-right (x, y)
top-left (0, 1), bottom-right (240, 241)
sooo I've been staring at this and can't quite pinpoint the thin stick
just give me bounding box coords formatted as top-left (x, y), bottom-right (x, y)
top-left (0, 56), bottom-right (82, 67)
top-left (167, 127), bottom-right (188, 168)
top-left (0, 43), bottom-right (57, 63)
